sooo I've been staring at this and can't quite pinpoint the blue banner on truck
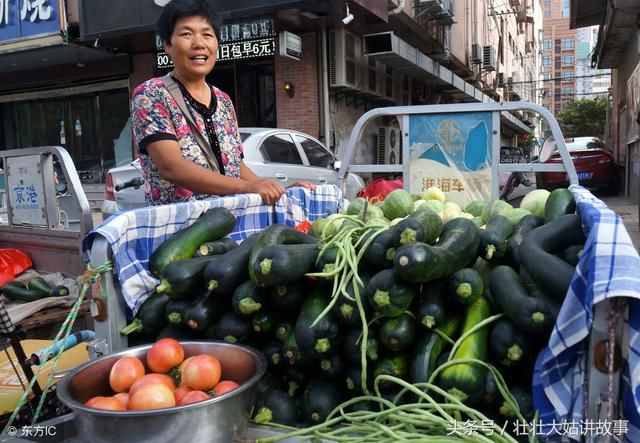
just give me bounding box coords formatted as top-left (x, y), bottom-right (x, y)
top-left (0, 0), bottom-right (59, 43)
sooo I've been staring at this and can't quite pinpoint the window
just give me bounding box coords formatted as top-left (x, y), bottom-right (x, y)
top-left (543, 72), bottom-right (552, 81)
top-left (543, 39), bottom-right (552, 51)
top-left (543, 0), bottom-right (550, 6)
top-left (561, 0), bottom-right (570, 17)
top-left (561, 87), bottom-right (574, 97)
top-left (543, 56), bottom-right (552, 66)
top-left (561, 39), bottom-right (574, 50)
top-left (562, 55), bottom-right (574, 66)
top-left (544, 10), bottom-right (551, 18)
top-left (296, 136), bottom-right (334, 168)
top-left (562, 71), bottom-right (574, 81)
top-left (261, 134), bottom-right (303, 164)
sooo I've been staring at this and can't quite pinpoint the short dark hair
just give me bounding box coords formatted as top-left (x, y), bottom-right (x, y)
top-left (157, 0), bottom-right (221, 44)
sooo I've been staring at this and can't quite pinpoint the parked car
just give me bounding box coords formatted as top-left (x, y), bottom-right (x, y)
top-left (101, 127), bottom-right (365, 218)
top-left (535, 136), bottom-right (616, 192)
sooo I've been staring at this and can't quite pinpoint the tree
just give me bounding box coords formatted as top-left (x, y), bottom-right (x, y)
top-left (556, 96), bottom-right (608, 138)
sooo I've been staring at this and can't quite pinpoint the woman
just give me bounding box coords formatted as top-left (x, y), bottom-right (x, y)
top-left (131, 0), bottom-right (314, 206)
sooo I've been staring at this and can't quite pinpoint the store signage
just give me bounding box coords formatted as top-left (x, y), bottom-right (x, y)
top-left (408, 112), bottom-right (494, 206)
top-left (6, 155), bottom-right (52, 227)
top-left (155, 18), bottom-right (276, 69)
top-left (0, 0), bottom-right (60, 43)
top-left (279, 31), bottom-right (302, 61)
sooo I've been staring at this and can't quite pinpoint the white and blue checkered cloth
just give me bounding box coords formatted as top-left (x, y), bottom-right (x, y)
top-left (532, 185), bottom-right (640, 442)
top-left (82, 185), bottom-right (344, 314)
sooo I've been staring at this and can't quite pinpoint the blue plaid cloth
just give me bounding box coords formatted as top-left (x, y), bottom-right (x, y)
top-left (82, 185), bottom-right (344, 314)
top-left (532, 185), bottom-right (640, 442)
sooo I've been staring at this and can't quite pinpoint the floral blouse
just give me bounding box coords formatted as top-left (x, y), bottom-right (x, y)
top-left (131, 76), bottom-right (244, 205)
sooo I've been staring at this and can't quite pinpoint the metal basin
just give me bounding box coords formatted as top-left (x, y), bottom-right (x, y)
top-left (57, 341), bottom-right (266, 443)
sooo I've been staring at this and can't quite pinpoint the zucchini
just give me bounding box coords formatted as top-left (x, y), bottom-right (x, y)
top-left (345, 366), bottom-right (372, 395)
top-left (156, 256), bottom-right (217, 299)
top-left (164, 298), bottom-right (192, 326)
top-left (156, 323), bottom-right (202, 341)
top-left (447, 268), bottom-right (484, 306)
top-left (204, 233), bottom-right (259, 296)
top-left (183, 291), bottom-right (228, 332)
top-left (499, 386), bottom-right (533, 421)
top-left (252, 308), bottom-right (279, 334)
top-left (282, 365), bottom-right (309, 396)
top-left (294, 290), bottom-right (341, 356)
top-left (215, 310), bottom-right (252, 343)
top-left (193, 237), bottom-right (238, 257)
top-left (254, 390), bottom-right (299, 426)
top-left (505, 214), bottom-right (543, 268)
top-left (275, 321), bottom-right (293, 342)
top-left (149, 207), bottom-right (236, 277)
top-left (254, 372), bottom-right (282, 411)
top-left (416, 279), bottom-right (447, 329)
top-left (366, 268), bottom-right (417, 317)
top-left (490, 266), bottom-right (556, 334)
top-left (379, 313), bottom-right (417, 352)
top-left (315, 245), bottom-right (340, 275)
top-left (362, 229), bottom-right (396, 271)
top-left (252, 243), bottom-right (320, 287)
top-left (410, 314), bottom-right (460, 384)
top-left (343, 327), bottom-right (379, 366)
top-left (438, 296), bottom-right (491, 405)
top-left (318, 353), bottom-right (346, 380)
top-left (269, 282), bottom-right (307, 313)
top-left (373, 355), bottom-right (409, 392)
top-left (544, 188), bottom-right (576, 223)
top-left (1, 282), bottom-right (55, 302)
top-left (231, 281), bottom-right (266, 317)
top-left (249, 224), bottom-right (317, 285)
top-left (479, 214), bottom-right (514, 260)
top-left (519, 268), bottom-right (561, 324)
top-left (391, 207), bottom-right (443, 246)
top-left (394, 218), bottom-right (481, 283)
top-left (262, 340), bottom-right (284, 371)
top-left (558, 243), bottom-right (583, 266)
top-left (332, 279), bottom-right (369, 327)
top-left (49, 285), bottom-right (70, 297)
top-left (519, 214), bottom-right (585, 302)
top-left (26, 276), bottom-right (53, 294)
top-left (120, 292), bottom-right (170, 337)
top-left (301, 380), bottom-right (344, 425)
top-left (489, 317), bottom-right (531, 367)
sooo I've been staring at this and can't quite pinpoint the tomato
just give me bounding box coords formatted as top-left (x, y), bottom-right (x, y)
top-left (175, 356), bottom-right (194, 385)
top-left (113, 392), bottom-right (129, 409)
top-left (173, 385), bottom-right (192, 404)
top-left (177, 390), bottom-right (210, 406)
top-left (85, 396), bottom-right (126, 411)
top-left (213, 380), bottom-right (239, 396)
top-left (181, 354), bottom-right (222, 391)
top-left (129, 373), bottom-right (175, 396)
top-left (128, 384), bottom-right (176, 410)
top-left (147, 338), bottom-right (184, 374)
top-left (109, 356), bottom-right (145, 393)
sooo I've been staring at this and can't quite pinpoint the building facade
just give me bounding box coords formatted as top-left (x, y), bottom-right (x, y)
top-left (1, 0), bottom-right (542, 187)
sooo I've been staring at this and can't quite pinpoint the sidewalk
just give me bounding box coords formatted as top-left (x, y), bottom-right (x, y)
top-left (601, 195), bottom-right (640, 250)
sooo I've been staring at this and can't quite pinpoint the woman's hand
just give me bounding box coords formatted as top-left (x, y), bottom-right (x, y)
top-left (286, 180), bottom-right (317, 191)
top-left (245, 179), bottom-right (284, 205)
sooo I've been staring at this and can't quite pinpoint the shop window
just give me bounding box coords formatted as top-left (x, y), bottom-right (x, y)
top-left (296, 136), bottom-right (333, 168)
top-left (261, 134), bottom-right (303, 164)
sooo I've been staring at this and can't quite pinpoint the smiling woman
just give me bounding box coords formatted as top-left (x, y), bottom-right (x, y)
top-left (131, 0), bottom-right (314, 207)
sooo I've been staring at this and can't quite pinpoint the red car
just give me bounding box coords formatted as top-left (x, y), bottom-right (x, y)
top-left (535, 137), bottom-right (616, 192)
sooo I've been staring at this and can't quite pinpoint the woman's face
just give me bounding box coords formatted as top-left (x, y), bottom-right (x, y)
top-left (165, 15), bottom-right (218, 80)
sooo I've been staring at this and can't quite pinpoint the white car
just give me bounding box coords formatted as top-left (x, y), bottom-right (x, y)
top-left (101, 127), bottom-right (364, 218)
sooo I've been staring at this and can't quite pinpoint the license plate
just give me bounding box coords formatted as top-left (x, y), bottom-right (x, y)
top-left (577, 171), bottom-right (591, 180)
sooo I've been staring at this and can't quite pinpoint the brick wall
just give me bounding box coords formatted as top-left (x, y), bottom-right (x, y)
top-left (274, 33), bottom-right (320, 138)
top-left (130, 53), bottom-right (156, 91)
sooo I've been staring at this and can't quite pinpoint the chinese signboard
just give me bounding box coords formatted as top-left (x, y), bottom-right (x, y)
top-left (0, 0), bottom-right (59, 43)
top-left (6, 155), bottom-right (50, 226)
top-left (279, 31), bottom-right (302, 61)
top-left (408, 112), bottom-right (493, 206)
top-left (155, 17), bottom-right (276, 69)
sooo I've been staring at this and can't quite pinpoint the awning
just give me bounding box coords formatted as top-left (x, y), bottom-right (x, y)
top-left (568, 0), bottom-right (602, 29)
top-left (591, 0), bottom-right (640, 68)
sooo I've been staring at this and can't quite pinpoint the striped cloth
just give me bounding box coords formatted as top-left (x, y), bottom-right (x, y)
top-left (532, 185), bottom-right (640, 442)
top-left (82, 185), bottom-right (344, 314)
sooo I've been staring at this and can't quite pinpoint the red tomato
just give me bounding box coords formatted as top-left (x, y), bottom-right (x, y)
top-left (147, 338), bottom-right (184, 373)
top-left (113, 392), bottom-right (129, 409)
top-left (85, 396), bottom-right (126, 411)
top-left (177, 390), bottom-right (210, 405)
top-left (109, 356), bottom-right (145, 393)
top-left (128, 384), bottom-right (176, 410)
top-left (182, 354), bottom-right (222, 391)
top-left (173, 385), bottom-right (192, 404)
top-left (129, 373), bottom-right (175, 396)
top-left (213, 380), bottom-right (239, 396)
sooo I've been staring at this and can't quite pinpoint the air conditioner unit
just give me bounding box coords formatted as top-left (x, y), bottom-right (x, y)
top-left (361, 57), bottom-right (384, 97)
top-left (483, 46), bottom-right (496, 71)
top-left (434, 0), bottom-right (454, 25)
top-left (417, 0), bottom-right (444, 13)
top-left (328, 29), bottom-right (362, 89)
top-left (377, 127), bottom-right (402, 165)
top-left (505, 77), bottom-right (514, 94)
top-left (471, 43), bottom-right (482, 64)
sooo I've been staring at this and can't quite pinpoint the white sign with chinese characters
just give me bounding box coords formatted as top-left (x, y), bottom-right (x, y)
top-left (6, 155), bottom-right (50, 226)
top-left (279, 31), bottom-right (302, 61)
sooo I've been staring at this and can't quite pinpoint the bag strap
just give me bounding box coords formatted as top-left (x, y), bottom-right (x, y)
top-left (161, 74), bottom-right (221, 174)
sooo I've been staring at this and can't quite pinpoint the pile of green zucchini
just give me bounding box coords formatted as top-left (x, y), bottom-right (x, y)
top-left (1, 276), bottom-right (70, 303)
top-left (121, 188), bottom-right (584, 434)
